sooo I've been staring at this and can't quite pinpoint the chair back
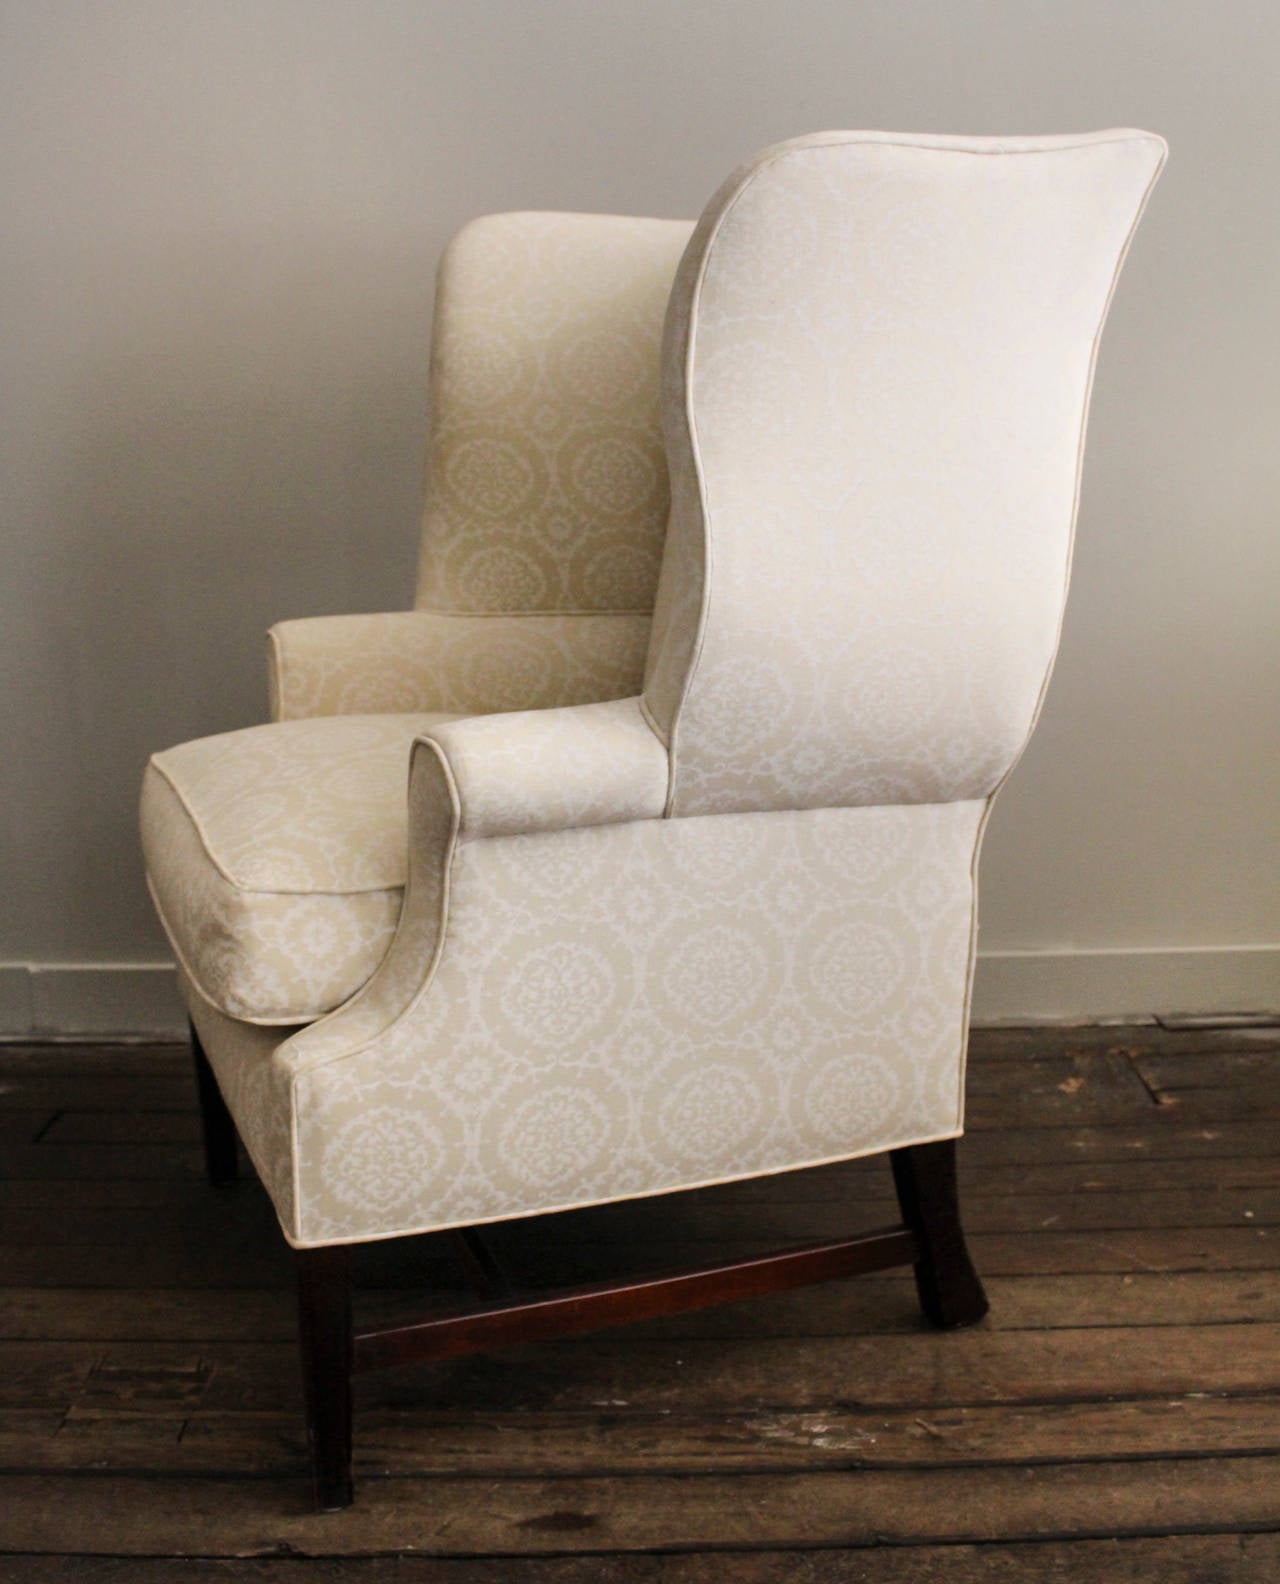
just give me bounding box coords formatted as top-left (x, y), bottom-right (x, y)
top-left (644, 131), bottom-right (1166, 817)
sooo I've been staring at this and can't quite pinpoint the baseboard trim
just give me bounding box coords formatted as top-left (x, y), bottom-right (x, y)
top-left (2, 948), bottom-right (1277, 1039)
top-left (970, 945), bottom-right (1280, 1025)
top-left (0, 963), bottom-right (187, 1039)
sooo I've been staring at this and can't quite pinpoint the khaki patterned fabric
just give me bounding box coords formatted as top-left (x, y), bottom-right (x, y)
top-left (146, 215), bottom-right (693, 1021)
top-left (146, 135), bottom-right (1165, 1249)
top-left (181, 971), bottom-right (301, 1217)
top-left (416, 211), bottom-right (693, 616)
top-left (426, 697), bottom-right (667, 841)
top-left (644, 131), bottom-right (1168, 816)
top-left (142, 713), bottom-right (456, 1023)
top-left (266, 214), bottom-right (691, 727)
top-left (185, 793), bottom-right (984, 1246)
top-left (268, 610), bottom-right (651, 721)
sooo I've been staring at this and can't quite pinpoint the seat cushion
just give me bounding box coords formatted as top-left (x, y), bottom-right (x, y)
top-left (141, 713), bottom-right (458, 1024)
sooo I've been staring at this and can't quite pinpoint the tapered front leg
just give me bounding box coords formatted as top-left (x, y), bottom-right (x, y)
top-left (297, 1244), bottom-right (354, 1510)
top-left (890, 1138), bottom-right (989, 1329)
top-left (190, 1020), bottom-right (238, 1186)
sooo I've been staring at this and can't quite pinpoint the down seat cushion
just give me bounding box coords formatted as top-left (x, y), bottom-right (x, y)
top-left (141, 713), bottom-right (458, 1024)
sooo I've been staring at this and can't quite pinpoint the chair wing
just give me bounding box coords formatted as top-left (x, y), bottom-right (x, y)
top-left (417, 209), bottom-right (693, 626)
top-left (644, 130), bottom-right (1167, 817)
top-left (268, 211), bottom-right (693, 722)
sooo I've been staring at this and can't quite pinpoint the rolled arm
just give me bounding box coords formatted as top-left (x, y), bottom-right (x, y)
top-left (267, 610), bottom-right (650, 722)
top-left (415, 696), bottom-right (669, 843)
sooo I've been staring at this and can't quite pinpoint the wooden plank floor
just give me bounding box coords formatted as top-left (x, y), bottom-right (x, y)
top-left (0, 1025), bottom-right (1278, 1581)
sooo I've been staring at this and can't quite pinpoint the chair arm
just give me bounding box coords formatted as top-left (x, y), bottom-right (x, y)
top-left (267, 610), bottom-right (650, 722)
top-left (416, 696), bottom-right (669, 843)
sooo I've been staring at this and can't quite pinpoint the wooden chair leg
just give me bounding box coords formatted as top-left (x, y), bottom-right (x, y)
top-left (890, 1138), bottom-right (989, 1330)
top-left (190, 1019), bottom-right (238, 1186)
top-left (297, 1244), bottom-right (354, 1511)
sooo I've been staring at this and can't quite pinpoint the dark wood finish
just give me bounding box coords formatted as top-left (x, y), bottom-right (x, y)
top-left (3, 1028), bottom-right (1278, 1574)
top-left (2, 1539), bottom-right (1279, 1584)
top-left (354, 1228), bottom-right (917, 1374)
top-left (3, 1223), bottom-right (1275, 1293)
top-left (10, 1318), bottom-right (1279, 1421)
top-left (5, 1455), bottom-right (1280, 1554)
top-left (295, 1245), bottom-right (353, 1511)
top-left (189, 1021), bottom-right (239, 1186)
top-left (891, 1138), bottom-right (990, 1328)
top-left (9, 1266), bottom-right (1280, 1344)
top-left (451, 1227), bottom-right (512, 1300)
top-left (7, 1391), bottom-right (1280, 1478)
top-left (2, 1535), bottom-right (1280, 1583)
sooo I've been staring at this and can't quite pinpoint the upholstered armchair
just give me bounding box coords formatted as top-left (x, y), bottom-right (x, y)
top-left (141, 129), bottom-right (1166, 1509)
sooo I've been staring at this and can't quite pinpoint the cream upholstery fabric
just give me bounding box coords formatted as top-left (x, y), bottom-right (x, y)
top-left (424, 696), bottom-right (667, 841)
top-left (181, 971), bottom-right (300, 1217)
top-left (266, 212), bottom-right (692, 727)
top-left (146, 134), bottom-right (1165, 1248)
top-left (143, 713), bottom-right (456, 1023)
top-left (267, 610), bottom-right (650, 721)
top-left (186, 791), bottom-right (984, 1246)
top-left (644, 130), bottom-right (1168, 816)
top-left (416, 211), bottom-right (693, 615)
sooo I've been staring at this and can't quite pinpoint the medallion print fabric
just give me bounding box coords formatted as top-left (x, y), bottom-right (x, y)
top-left (201, 792), bottom-right (986, 1246)
top-left (268, 211), bottom-right (691, 727)
top-left (415, 211), bottom-right (693, 617)
top-left (142, 713), bottom-right (457, 1023)
top-left (144, 131), bottom-right (1166, 1247)
top-left (645, 131), bottom-right (1168, 817)
top-left (268, 610), bottom-right (652, 721)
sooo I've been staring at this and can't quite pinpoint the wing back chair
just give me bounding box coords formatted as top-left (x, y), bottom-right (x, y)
top-left (140, 130), bottom-right (1165, 1510)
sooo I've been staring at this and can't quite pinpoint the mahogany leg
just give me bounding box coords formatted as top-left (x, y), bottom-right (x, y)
top-left (297, 1244), bottom-right (354, 1511)
top-left (190, 1019), bottom-right (238, 1186)
top-left (890, 1138), bottom-right (989, 1330)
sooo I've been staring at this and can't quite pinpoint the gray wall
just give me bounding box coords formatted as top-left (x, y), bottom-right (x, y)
top-left (3, 0), bottom-right (1277, 1031)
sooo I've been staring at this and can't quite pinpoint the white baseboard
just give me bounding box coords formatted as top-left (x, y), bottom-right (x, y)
top-left (1, 948), bottom-right (1277, 1039)
top-left (970, 945), bottom-right (1280, 1025)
